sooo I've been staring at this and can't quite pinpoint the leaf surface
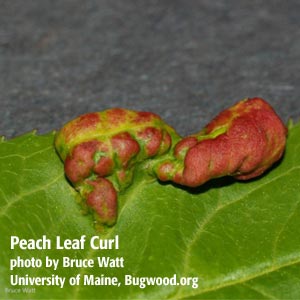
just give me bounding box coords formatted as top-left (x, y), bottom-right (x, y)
top-left (0, 124), bottom-right (300, 299)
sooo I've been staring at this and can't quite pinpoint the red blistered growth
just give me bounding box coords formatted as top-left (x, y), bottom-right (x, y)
top-left (92, 141), bottom-right (114, 177)
top-left (61, 113), bottom-right (100, 143)
top-left (158, 131), bottom-right (172, 154)
top-left (205, 98), bottom-right (276, 134)
top-left (94, 156), bottom-right (114, 177)
top-left (226, 116), bottom-right (267, 175)
top-left (156, 161), bottom-right (176, 181)
top-left (105, 108), bottom-right (128, 128)
top-left (64, 140), bottom-right (99, 183)
top-left (85, 178), bottom-right (117, 226)
top-left (133, 111), bottom-right (158, 124)
top-left (188, 98), bottom-right (287, 184)
top-left (55, 107), bottom-right (181, 227)
top-left (137, 127), bottom-right (163, 156)
top-left (176, 117), bottom-right (267, 186)
top-left (174, 137), bottom-right (198, 160)
top-left (159, 98), bottom-right (287, 187)
top-left (111, 132), bottom-right (140, 167)
top-left (234, 99), bottom-right (287, 179)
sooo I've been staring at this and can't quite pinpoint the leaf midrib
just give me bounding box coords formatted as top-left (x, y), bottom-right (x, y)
top-left (69, 165), bottom-right (300, 300)
top-left (171, 166), bottom-right (300, 299)
top-left (172, 256), bottom-right (300, 300)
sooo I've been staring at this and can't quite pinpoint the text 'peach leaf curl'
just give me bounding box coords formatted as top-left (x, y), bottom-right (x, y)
top-left (55, 98), bottom-right (287, 227)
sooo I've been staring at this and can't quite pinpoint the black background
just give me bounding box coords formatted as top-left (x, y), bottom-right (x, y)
top-left (1, 0), bottom-right (299, 138)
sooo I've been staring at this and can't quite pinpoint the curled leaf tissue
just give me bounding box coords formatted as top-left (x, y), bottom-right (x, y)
top-left (55, 98), bottom-right (287, 227)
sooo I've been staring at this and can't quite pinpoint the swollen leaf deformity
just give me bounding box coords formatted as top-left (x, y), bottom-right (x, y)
top-left (54, 108), bottom-right (179, 226)
top-left (55, 98), bottom-right (287, 227)
top-left (154, 98), bottom-right (287, 187)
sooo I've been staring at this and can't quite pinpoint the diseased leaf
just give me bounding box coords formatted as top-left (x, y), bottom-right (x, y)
top-left (0, 124), bottom-right (299, 299)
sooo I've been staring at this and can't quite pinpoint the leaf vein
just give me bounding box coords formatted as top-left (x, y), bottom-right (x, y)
top-left (176, 166), bottom-right (300, 298)
top-left (242, 282), bottom-right (278, 299)
top-left (173, 257), bottom-right (300, 299)
top-left (0, 173), bottom-right (64, 218)
top-left (272, 198), bottom-right (300, 262)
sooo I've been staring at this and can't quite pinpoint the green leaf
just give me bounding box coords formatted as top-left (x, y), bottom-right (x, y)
top-left (0, 123), bottom-right (300, 299)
